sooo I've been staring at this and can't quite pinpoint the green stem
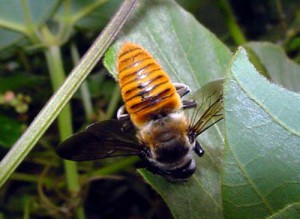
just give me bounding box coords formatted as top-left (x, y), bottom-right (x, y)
top-left (45, 45), bottom-right (84, 219)
top-left (0, 19), bottom-right (28, 35)
top-left (58, 0), bottom-right (73, 44)
top-left (70, 43), bottom-right (94, 119)
top-left (105, 84), bottom-right (121, 120)
top-left (11, 172), bottom-right (52, 187)
top-left (23, 197), bottom-right (31, 219)
top-left (217, 0), bottom-right (246, 45)
top-left (79, 81), bottom-right (94, 120)
top-left (0, 0), bottom-right (138, 189)
top-left (21, 0), bottom-right (40, 43)
top-left (45, 46), bottom-right (80, 193)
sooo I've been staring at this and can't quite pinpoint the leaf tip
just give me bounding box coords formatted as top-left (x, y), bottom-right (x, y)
top-left (236, 46), bottom-right (248, 56)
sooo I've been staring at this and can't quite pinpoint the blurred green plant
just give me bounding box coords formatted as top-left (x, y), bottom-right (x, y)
top-left (0, 0), bottom-right (137, 218)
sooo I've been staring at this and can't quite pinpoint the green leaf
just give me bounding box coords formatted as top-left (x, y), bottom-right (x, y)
top-left (223, 48), bottom-right (300, 219)
top-left (0, 0), bottom-right (59, 25)
top-left (246, 42), bottom-right (300, 93)
top-left (104, 0), bottom-right (231, 218)
top-left (267, 203), bottom-right (300, 219)
top-left (104, 0), bottom-right (231, 91)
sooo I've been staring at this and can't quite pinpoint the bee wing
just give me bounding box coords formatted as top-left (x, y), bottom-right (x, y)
top-left (56, 120), bottom-right (143, 161)
top-left (189, 79), bottom-right (224, 136)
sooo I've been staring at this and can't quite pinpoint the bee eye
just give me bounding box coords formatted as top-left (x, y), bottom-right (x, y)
top-left (194, 141), bottom-right (204, 157)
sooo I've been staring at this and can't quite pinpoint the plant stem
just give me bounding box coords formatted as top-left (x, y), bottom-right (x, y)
top-left (217, 0), bottom-right (246, 45)
top-left (21, 0), bottom-right (40, 43)
top-left (45, 46), bottom-right (80, 193)
top-left (45, 45), bottom-right (84, 219)
top-left (11, 172), bottom-right (52, 186)
top-left (0, 19), bottom-right (28, 35)
top-left (105, 84), bottom-right (121, 120)
top-left (23, 197), bottom-right (31, 219)
top-left (70, 43), bottom-right (94, 119)
top-left (0, 0), bottom-right (138, 190)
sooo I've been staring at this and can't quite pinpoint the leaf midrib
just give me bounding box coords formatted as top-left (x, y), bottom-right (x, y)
top-left (233, 72), bottom-right (300, 137)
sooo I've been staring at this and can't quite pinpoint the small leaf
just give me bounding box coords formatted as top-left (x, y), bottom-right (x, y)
top-left (104, 0), bottom-right (231, 218)
top-left (223, 48), bottom-right (300, 219)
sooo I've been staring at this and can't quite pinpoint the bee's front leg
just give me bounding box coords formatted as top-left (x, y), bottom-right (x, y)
top-left (117, 105), bottom-right (130, 121)
top-left (174, 83), bottom-right (191, 97)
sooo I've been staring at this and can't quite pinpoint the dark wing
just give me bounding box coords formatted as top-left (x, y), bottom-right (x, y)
top-left (56, 120), bottom-right (143, 161)
top-left (188, 79), bottom-right (224, 137)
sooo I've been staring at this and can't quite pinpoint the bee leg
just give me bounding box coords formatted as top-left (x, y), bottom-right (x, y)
top-left (117, 105), bottom-right (135, 131)
top-left (174, 83), bottom-right (191, 97)
top-left (194, 141), bottom-right (204, 157)
top-left (117, 105), bottom-right (130, 121)
top-left (182, 100), bottom-right (196, 109)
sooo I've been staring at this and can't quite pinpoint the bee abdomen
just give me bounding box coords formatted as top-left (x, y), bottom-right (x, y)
top-left (118, 43), bottom-right (182, 127)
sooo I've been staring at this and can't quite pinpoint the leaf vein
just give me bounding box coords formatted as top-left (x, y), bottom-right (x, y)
top-left (233, 74), bottom-right (300, 137)
top-left (192, 175), bottom-right (223, 210)
top-left (164, 6), bottom-right (200, 88)
top-left (228, 145), bottom-right (274, 213)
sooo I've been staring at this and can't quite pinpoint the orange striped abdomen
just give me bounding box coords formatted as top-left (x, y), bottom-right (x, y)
top-left (118, 43), bottom-right (182, 127)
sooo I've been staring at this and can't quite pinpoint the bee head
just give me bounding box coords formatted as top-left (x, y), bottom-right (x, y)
top-left (150, 134), bottom-right (196, 181)
top-left (144, 147), bottom-right (196, 181)
top-left (153, 133), bottom-right (189, 163)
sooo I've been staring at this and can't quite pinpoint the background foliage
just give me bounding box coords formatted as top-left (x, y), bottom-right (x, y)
top-left (0, 0), bottom-right (299, 218)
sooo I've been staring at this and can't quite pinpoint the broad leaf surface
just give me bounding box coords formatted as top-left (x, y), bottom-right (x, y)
top-left (71, 0), bottom-right (122, 30)
top-left (246, 42), bottom-right (300, 93)
top-left (223, 48), bottom-right (300, 219)
top-left (104, 0), bottom-right (231, 218)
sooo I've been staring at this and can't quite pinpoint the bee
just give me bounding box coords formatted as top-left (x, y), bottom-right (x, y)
top-left (56, 43), bottom-right (223, 181)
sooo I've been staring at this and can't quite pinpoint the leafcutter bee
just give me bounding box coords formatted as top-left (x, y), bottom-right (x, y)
top-left (56, 43), bottom-right (223, 181)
